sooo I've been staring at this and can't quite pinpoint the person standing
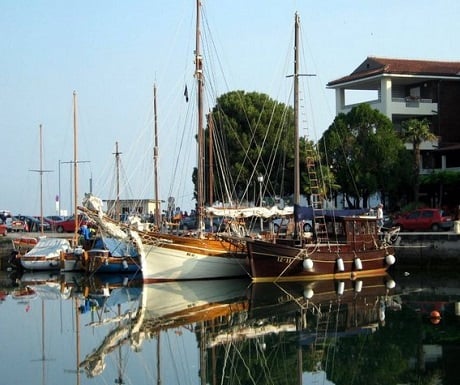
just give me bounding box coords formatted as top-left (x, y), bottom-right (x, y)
top-left (377, 203), bottom-right (384, 232)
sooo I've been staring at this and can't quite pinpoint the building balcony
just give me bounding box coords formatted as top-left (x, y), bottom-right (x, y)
top-left (390, 97), bottom-right (438, 116)
top-left (337, 97), bottom-right (438, 118)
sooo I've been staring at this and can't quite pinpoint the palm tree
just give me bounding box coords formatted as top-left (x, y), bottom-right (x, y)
top-left (401, 118), bottom-right (437, 203)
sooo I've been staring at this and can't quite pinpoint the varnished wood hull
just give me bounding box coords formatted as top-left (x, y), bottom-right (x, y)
top-left (247, 239), bottom-right (396, 282)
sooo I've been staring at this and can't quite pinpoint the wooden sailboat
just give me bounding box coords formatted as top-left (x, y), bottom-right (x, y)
top-left (79, 1), bottom-right (249, 281)
top-left (245, 13), bottom-right (399, 282)
top-left (80, 142), bottom-right (142, 274)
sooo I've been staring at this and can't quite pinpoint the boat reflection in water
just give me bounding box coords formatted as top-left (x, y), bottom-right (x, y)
top-left (28, 272), bottom-right (392, 384)
top-left (206, 275), bottom-right (396, 384)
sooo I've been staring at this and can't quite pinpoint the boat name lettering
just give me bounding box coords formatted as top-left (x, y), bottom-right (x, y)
top-left (276, 256), bottom-right (292, 264)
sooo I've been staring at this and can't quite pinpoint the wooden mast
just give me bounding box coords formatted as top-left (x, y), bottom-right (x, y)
top-left (291, 13), bottom-right (315, 239)
top-left (153, 83), bottom-right (161, 228)
top-left (293, 13), bottom-right (300, 209)
top-left (39, 125), bottom-right (45, 234)
top-left (73, 91), bottom-right (79, 246)
top-left (208, 113), bottom-right (214, 210)
top-left (195, 0), bottom-right (205, 235)
top-left (293, 13), bottom-right (300, 239)
top-left (114, 141), bottom-right (121, 220)
top-left (30, 124), bottom-right (52, 234)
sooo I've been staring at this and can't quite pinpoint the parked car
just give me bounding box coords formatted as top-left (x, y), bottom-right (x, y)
top-left (17, 215), bottom-right (51, 232)
top-left (393, 208), bottom-right (453, 232)
top-left (40, 215), bottom-right (67, 231)
top-left (8, 216), bottom-right (28, 232)
top-left (272, 218), bottom-right (313, 233)
top-left (179, 216), bottom-right (225, 232)
top-left (0, 223), bottom-right (7, 236)
top-left (53, 214), bottom-right (92, 233)
top-left (45, 215), bottom-right (67, 222)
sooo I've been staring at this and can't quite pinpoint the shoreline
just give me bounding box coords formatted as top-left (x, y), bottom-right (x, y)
top-left (1, 230), bottom-right (459, 270)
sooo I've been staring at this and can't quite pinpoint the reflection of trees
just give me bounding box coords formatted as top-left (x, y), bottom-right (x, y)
top-left (207, 333), bottom-right (300, 385)
top-left (205, 306), bottom-right (458, 385)
top-left (327, 308), bottom-right (422, 385)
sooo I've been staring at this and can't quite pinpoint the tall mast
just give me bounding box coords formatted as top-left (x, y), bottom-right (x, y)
top-left (73, 91), bottom-right (79, 245)
top-left (293, 13), bottom-right (300, 209)
top-left (195, 0), bottom-right (205, 235)
top-left (114, 141), bottom-right (121, 220)
top-left (208, 113), bottom-right (214, 208)
top-left (70, 91), bottom-right (90, 244)
top-left (39, 125), bottom-right (45, 234)
top-left (153, 84), bottom-right (161, 227)
top-left (292, 13), bottom-right (314, 238)
top-left (30, 124), bottom-right (52, 234)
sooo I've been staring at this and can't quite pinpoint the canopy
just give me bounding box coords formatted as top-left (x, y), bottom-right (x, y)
top-left (295, 205), bottom-right (367, 221)
top-left (24, 237), bottom-right (70, 258)
top-left (205, 205), bottom-right (294, 219)
top-left (94, 237), bottom-right (140, 257)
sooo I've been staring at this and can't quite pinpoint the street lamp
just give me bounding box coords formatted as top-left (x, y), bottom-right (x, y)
top-left (257, 174), bottom-right (264, 231)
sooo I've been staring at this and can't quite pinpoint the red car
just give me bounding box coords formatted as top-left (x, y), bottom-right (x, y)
top-left (52, 215), bottom-right (92, 233)
top-left (393, 208), bottom-right (453, 231)
top-left (0, 223), bottom-right (7, 236)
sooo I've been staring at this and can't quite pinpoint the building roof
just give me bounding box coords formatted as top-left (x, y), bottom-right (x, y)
top-left (327, 57), bottom-right (460, 87)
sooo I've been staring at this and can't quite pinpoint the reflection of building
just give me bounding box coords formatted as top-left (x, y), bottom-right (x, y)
top-left (327, 57), bottom-right (460, 175)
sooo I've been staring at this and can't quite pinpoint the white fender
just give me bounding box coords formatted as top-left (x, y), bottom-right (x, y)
top-left (354, 257), bottom-right (363, 270)
top-left (303, 258), bottom-right (313, 270)
top-left (385, 254), bottom-right (396, 265)
top-left (336, 257), bottom-right (345, 272)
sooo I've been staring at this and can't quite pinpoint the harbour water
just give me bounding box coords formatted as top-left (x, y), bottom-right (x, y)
top-left (0, 264), bottom-right (459, 385)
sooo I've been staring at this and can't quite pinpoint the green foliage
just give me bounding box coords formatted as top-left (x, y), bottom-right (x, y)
top-left (401, 118), bottom-right (438, 202)
top-left (319, 104), bottom-right (404, 208)
top-left (420, 170), bottom-right (460, 186)
top-left (401, 118), bottom-right (437, 147)
top-left (205, 90), bottom-right (303, 204)
top-left (198, 94), bottom-right (445, 210)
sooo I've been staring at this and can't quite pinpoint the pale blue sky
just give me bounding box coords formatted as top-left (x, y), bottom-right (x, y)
top-left (1, 0), bottom-right (459, 216)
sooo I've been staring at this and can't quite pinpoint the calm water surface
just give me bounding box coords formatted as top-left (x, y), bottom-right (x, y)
top-left (0, 265), bottom-right (459, 385)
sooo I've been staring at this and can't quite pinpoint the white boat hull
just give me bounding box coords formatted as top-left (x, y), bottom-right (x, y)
top-left (20, 237), bottom-right (71, 271)
top-left (141, 242), bottom-right (249, 281)
top-left (21, 259), bottom-right (61, 270)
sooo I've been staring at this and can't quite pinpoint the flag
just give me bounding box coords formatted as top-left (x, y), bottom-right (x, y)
top-left (184, 85), bottom-right (189, 102)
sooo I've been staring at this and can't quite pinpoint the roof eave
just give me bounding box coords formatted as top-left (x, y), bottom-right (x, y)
top-left (327, 73), bottom-right (460, 89)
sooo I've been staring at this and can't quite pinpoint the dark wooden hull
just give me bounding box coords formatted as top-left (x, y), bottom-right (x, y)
top-left (247, 239), bottom-right (396, 282)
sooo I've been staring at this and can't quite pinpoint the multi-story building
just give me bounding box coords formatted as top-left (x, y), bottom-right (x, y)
top-left (327, 56), bottom-right (460, 174)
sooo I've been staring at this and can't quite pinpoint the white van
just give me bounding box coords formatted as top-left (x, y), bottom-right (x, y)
top-left (0, 210), bottom-right (12, 230)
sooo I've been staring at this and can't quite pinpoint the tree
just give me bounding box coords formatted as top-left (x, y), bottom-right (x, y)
top-left (401, 118), bottom-right (437, 204)
top-left (203, 90), bottom-right (309, 205)
top-left (319, 104), bottom-right (403, 208)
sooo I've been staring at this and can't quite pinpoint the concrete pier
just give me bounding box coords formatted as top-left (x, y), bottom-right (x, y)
top-left (393, 231), bottom-right (460, 268)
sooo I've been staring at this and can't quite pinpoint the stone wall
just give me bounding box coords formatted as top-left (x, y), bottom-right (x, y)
top-left (0, 237), bottom-right (14, 270)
